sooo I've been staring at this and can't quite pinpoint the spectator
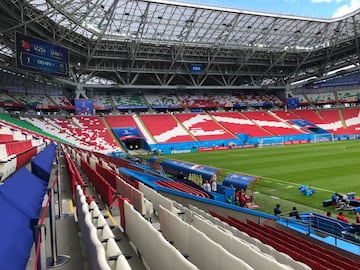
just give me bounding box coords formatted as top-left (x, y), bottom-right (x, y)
top-left (336, 211), bottom-right (349, 223)
top-left (331, 192), bottom-right (339, 205)
top-left (289, 206), bottom-right (300, 219)
top-left (202, 180), bottom-right (211, 192)
top-left (239, 189), bottom-right (247, 207)
top-left (210, 177), bottom-right (217, 192)
top-left (226, 195), bottom-right (233, 204)
top-left (355, 211), bottom-right (360, 224)
top-left (324, 211), bottom-right (331, 218)
top-left (342, 193), bottom-right (349, 202)
top-left (337, 193), bottom-right (351, 210)
top-left (274, 204), bottom-right (281, 216)
top-left (234, 196), bottom-right (240, 206)
top-left (177, 171), bottom-right (184, 180)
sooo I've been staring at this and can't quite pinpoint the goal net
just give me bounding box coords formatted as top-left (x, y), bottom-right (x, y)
top-left (258, 137), bottom-right (284, 148)
top-left (313, 133), bottom-right (334, 143)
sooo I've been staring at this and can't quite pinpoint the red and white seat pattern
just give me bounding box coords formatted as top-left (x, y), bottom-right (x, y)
top-left (104, 115), bottom-right (139, 128)
top-left (293, 109), bottom-right (345, 134)
top-left (72, 116), bottom-right (120, 150)
top-left (341, 108), bottom-right (360, 134)
top-left (23, 117), bottom-right (120, 153)
top-left (0, 121), bottom-right (47, 181)
top-left (207, 93), bottom-right (244, 108)
top-left (178, 94), bottom-right (217, 108)
top-left (175, 113), bottom-right (236, 140)
top-left (140, 114), bottom-right (195, 143)
top-left (104, 115), bottom-right (155, 144)
top-left (211, 112), bottom-right (271, 137)
top-left (50, 95), bottom-right (73, 109)
top-left (239, 93), bottom-right (282, 106)
top-left (241, 111), bottom-right (303, 136)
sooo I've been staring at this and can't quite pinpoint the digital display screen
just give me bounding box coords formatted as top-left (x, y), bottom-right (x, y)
top-left (74, 99), bottom-right (94, 115)
top-left (286, 97), bottom-right (300, 109)
top-left (15, 32), bottom-right (69, 77)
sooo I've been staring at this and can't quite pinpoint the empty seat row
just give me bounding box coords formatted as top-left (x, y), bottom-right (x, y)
top-left (76, 186), bottom-right (131, 270)
top-left (185, 205), bottom-right (310, 270)
top-left (0, 140), bottom-right (47, 182)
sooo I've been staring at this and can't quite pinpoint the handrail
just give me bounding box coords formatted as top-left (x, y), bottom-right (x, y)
top-left (278, 214), bottom-right (360, 255)
top-left (33, 187), bottom-right (52, 270)
top-left (32, 145), bottom-right (70, 270)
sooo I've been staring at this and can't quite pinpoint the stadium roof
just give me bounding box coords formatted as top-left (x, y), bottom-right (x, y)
top-left (25, 0), bottom-right (359, 50)
top-left (0, 0), bottom-right (360, 89)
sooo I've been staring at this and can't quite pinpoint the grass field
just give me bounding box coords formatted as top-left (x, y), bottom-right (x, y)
top-left (165, 139), bottom-right (360, 221)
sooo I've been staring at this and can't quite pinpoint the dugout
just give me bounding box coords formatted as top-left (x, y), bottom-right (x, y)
top-left (153, 158), bottom-right (220, 182)
top-left (222, 173), bottom-right (261, 205)
top-left (222, 173), bottom-right (260, 192)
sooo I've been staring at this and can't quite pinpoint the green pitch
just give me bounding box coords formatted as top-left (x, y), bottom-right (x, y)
top-left (167, 140), bottom-right (360, 221)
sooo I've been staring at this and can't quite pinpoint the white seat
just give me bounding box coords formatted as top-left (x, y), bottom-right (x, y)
top-left (106, 238), bottom-right (122, 270)
top-left (98, 225), bottom-right (115, 242)
top-left (89, 200), bottom-right (99, 211)
top-left (92, 206), bottom-right (102, 220)
top-left (105, 238), bottom-right (121, 258)
top-left (115, 255), bottom-right (131, 270)
top-left (94, 214), bottom-right (108, 228)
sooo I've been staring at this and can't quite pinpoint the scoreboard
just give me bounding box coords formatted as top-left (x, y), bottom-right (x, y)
top-left (15, 32), bottom-right (69, 77)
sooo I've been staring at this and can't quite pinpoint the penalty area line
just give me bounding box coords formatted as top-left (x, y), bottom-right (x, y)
top-left (257, 176), bottom-right (336, 193)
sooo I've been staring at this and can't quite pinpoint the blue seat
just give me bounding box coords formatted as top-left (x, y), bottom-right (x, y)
top-left (0, 190), bottom-right (36, 270)
top-left (0, 167), bottom-right (48, 270)
top-left (31, 142), bottom-right (57, 182)
top-left (0, 167), bottom-right (47, 218)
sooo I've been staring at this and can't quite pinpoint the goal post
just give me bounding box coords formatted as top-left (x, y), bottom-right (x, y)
top-left (258, 137), bottom-right (284, 148)
top-left (313, 133), bottom-right (334, 143)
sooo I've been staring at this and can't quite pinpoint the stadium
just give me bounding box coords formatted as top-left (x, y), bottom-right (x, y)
top-left (0, 0), bottom-right (360, 269)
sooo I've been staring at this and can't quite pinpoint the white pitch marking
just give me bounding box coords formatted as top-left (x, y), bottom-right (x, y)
top-left (260, 176), bottom-right (336, 193)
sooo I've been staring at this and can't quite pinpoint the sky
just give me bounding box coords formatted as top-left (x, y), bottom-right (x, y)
top-left (179, 0), bottom-right (360, 19)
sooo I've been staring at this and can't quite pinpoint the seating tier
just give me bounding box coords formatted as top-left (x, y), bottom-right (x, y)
top-left (104, 115), bottom-right (138, 128)
top-left (175, 113), bottom-right (236, 140)
top-left (306, 92), bottom-right (336, 104)
top-left (140, 114), bottom-right (195, 143)
top-left (342, 108), bottom-right (360, 134)
top-left (241, 111), bottom-right (303, 136)
top-left (211, 112), bottom-right (271, 137)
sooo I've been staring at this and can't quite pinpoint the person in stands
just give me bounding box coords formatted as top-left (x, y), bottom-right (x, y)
top-left (289, 206), bottom-right (300, 219)
top-left (177, 171), bottom-right (184, 180)
top-left (336, 211), bottom-right (349, 223)
top-left (226, 195), bottom-right (233, 204)
top-left (324, 211), bottom-right (331, 218)
top-left (355, 211), bottom-right (360, 224)
top-left (274, 204), bottom-right (281, 216)
top-left (331, 192), bottom-right (339, 205)
top-left (239, 189), bottom-right (247, 207)
top-left (210, 176), bottom-right (217, 192)
top-left (202, 180), bottom-right (211, 192)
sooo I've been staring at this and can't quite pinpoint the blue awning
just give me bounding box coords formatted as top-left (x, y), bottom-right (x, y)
top-left (223, 173), bottom-right (259, 191)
